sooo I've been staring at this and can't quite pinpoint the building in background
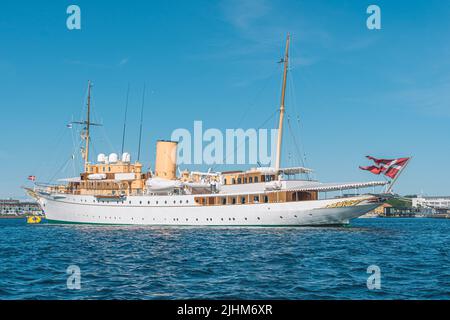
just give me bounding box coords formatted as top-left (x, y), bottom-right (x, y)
top-left (412, 196), bottom-right (450, 213)
top-left (0, 199), bottom-right (43, 216)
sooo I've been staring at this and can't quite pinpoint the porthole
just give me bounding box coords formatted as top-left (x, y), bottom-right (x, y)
top-left (164, 201), bottom-right (167, 204)
top-left (139, 201), bottom-right (142, 204)
top-left (148, 201), bottom-right (150, 204)
top-left (257, 217), bottom-right (260, 220)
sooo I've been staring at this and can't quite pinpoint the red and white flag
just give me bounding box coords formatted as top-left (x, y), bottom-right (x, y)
top-left (28, 175), bottom-right (36, 181)
top-left (359, 156), bottom-right (410, 179)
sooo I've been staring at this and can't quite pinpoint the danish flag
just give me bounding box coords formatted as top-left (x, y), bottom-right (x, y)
top-left (28, 175), bottom-right (36, 181)
top-left (359, 156), bottom-right (410, 179)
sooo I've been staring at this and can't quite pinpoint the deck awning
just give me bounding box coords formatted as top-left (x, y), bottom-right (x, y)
top-left (285, 181), bottom-right (388, 192)
top-left (57, 177), bottom-right (81, 182)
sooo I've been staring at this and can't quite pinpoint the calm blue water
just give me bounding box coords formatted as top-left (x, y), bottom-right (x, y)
top-left (0, 218), bottom-right (449, 300)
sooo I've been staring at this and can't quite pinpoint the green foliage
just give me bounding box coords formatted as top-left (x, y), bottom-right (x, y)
top-left (387, 197), bottom-right (412, 208)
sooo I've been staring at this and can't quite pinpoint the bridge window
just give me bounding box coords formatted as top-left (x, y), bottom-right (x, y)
top-left (231, 197), bottom-right (236, 204)
top-left (241, 197), bottom-right (246, 204)
top-left (254, 177), bottom-right (259, 183)
top-left (253, 195), bottom-right (259, 203)
top-left (237, 178), bottom-right (242, 184)
top-left (244, 177), bottom-right (247, 183)
top-left (264, 196), bottom-right (269, 203)
top-left (232, 178), bottom-right (236, 184)
top-left (221, 198), bottom-right (226, 205)
top-left (249, 177), bottom-right (253, 183)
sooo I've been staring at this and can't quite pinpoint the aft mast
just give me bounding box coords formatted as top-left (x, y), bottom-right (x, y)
top-left (275, 34), bottom-right (290, 171)
top-left (84, 80), bottom-right (92, 173)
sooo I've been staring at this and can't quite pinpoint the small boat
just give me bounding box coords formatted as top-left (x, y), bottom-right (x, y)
top-left (26, 216), bottom-right (42, 224)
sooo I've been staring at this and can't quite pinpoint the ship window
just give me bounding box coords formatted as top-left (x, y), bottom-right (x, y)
top-left (244, 217), bottom-right (247, 220)
top-left (241, 197), bottom-right (246, 204)
top-left (237, 178), bottom-right (242, 184)
top-left (257, 217), bottom-right (260, 220)
top-left (148, 201), bottom-right (150, 204)
top-left (231, 197), bottom-right (236, 204)
top-left (261, 175), bottom-right (265, 182)
top-left (249, 177), bottom-right (253, 183)
top-left (221, 198), bottom-right (226, 205)
top-left (129, 201), bottom-right (131, 204)
top-left (164, 201), bottom-right (167, 204)
top-left (264, 196), bottom-right (269, 203)
top-left (254, 196), bottom-right (259, 203)
top-left (139, 201), bottom-right (142, 204)
top-left (173, 200), bottom-right (176, 204)
top-left (156, 201), bottom-right (159, 204)
top-left (186, 200), bottom-right (189, 203)
top-left (244, 177), bottom-right (247, 183)
top-left (232, 178), bottom-right (236, 184)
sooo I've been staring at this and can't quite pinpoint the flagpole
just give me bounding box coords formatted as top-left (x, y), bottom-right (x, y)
top-left (386, 157), bottom-right (412, 194)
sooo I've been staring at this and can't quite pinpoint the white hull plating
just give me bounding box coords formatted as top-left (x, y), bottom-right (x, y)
top-left (37, 194), bottom-right (380, 226)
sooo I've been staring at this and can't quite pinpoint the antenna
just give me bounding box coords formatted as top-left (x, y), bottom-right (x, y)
top-left (137, 83), bottom-right (146, 162)
top-left (120, 83), bottom-right (130, 156)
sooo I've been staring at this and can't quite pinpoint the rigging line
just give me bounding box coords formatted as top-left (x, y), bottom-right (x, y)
top-left (121, 83), bottom-right (130, 156)
top-left (137, 83), bottom-right (146, 162)
top-left (287, 69), bottom-right (309, 170)
top-left (235, 66), bottom-right (280, 128)
top-left (210, 109), bottom-right (279, 171)
top-left (48, 154), bottom-right (74, 183)
top-left (32, 124), bottom-right (68, 177)
top-left (286, 114), bottom-right (306, 168)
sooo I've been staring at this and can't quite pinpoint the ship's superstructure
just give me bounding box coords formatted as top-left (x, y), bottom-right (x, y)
top-left (27, 35), bottom-right (389, 226)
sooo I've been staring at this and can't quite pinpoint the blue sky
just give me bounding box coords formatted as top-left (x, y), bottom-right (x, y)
top-left (0, 0), bottom-right (449, 198)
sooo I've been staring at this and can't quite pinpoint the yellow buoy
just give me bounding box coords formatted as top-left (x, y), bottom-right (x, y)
top-left (26, 216), bottom-right (42, 224)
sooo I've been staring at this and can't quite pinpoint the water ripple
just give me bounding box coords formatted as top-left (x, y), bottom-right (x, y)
top-left (0, 218), bottom-right (449, 299)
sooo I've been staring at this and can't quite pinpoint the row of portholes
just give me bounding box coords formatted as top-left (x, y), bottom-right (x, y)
top-left (78, 214), bottom-right (300, 222)
top-left (78, 199), bottom-right (191, 205)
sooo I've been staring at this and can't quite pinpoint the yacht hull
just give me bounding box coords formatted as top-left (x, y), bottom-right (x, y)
top-left (36, 194), bottom-right (380, 226)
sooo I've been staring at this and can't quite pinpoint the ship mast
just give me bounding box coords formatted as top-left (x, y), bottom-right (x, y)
top-left (275, 34), bottom-right (290, 171)
top-left (84, 80), bottom-right (92, 172)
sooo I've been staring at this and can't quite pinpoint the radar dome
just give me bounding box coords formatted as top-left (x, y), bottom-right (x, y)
top-left (108, 153), bottom-right (118, 163)
top-left (122, 152), bottom-right (131, 163)
top-left (97, 153), bottom-right (106, 163)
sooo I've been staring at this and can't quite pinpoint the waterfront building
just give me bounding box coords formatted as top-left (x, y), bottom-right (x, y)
top-left (0, 199), bottom-right (43, 216)
top-left (412, 196), bottom-right (450, 210)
